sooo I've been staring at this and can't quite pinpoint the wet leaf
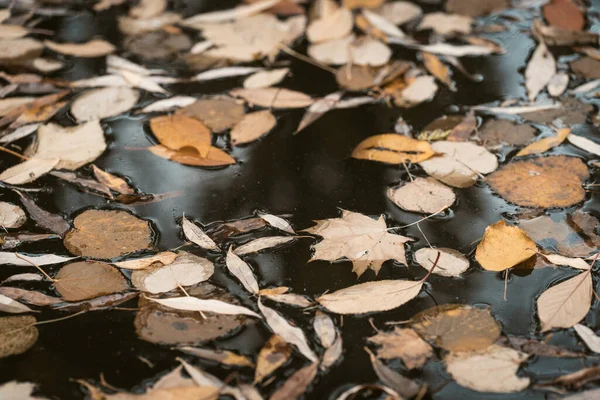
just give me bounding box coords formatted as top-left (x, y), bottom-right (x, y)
top-left (365, 347), bottom-right (420, 399)
top-left (394, 75), bottom-right (438, 107)
top-left (0, 315), bottom-right (38, 359)
top-left (30, 120), bottom-right (107, 170)
top-left (150, 115), bottom-right (211, 156)
top-left (475, 220), bottom-right (536, 271)
top-left (0, 157), bottom-right (59, 185)
top-left (0, 381), bottom-right (41, 399)
top-left (231, 88), bottom-right (313, 109)
top-left (178, 346), bottom-right (254, 367)
top-left (543, 254), bottom-right (591, 270)
top-left (270, 363), bottom-right (318, 400)
top-left (479, 119), bottom-right (537, 148)
top-left (574, 324), bottom-right (600, 354)
top-left (44, 39), bottom-right (115, 57)
top-left (50, 170), bottom-right (113, 197)
top-left (445, 345), bottom-right (530, 393)
top-left (64, 209), bottom-right (153, 259)
top-left (306, 7), bottom-right (353, 43)
top-left (1, 273), bottom-right (43, 284)
top-left (535, 19), bottom-right (598, 46)
top-left (132, 252), bottom-right (214, 294)
top-left (225, 247), bottom-right (259, 294)
top-left (183, 0), bottom-right (282, 24)
top-left (0, 251), bottom-right (74, 267)
top-left (419, 141), bottom-right (498, 188)
top-left (234, 236), bottom-right (296, 256)
top-left (149, 144), bottom-right (236, 167)
top-left (321, 334), bottom-right (343, 370)
top-left (262, 293), bottom-right (312, 308)
top-left (124, 29), bottom-right (189, 57)
top-left (525, 42), bottom-right (555, 101)
top-left (10, 101), bottom-right (67, 129)
top-left (318, 279), bottom-right (422, 314)
top-left (419, 12), bottom-right (473, 35)
top-left (422, 52), bottom-right (455, 91)
top-left (17, 192), bottom-right (71, 236)
top-left (177, 98), bottom-right (245, 133)
top-left (537, 269), bottom-right (592, 332)
top-left (0, 97), bottom-right (36, 117)
top-left (54, 292), bottom-right (138, 312)
top-left (562, 388), bottom-right (600, 399)
top-left (106, 386), bottom-right (219, 400)
top-left (567, 134), bottom-right (600, 157)
top-left (446, 0), bottom-right (510, 17)
top-left (362, 9), bottom-right (405, 38)
top-left (486, 156), bottom-right (589, 208)
top-left (0, 124), bottom-right (40, 145)
top-left (0, 293), bottom-right (33, 313)
top-left (91, 165), bottom-right (135, 195)
top-left (387, 177), bottom-right (455, 214)
top-left (255, 334), bottom-right (293, 383)
top-left (542, 0), bottom-right (584, 31)
top-left (0, 38), bottom-right (44, 66)
top-left (570, 57), bottom-right (600, 79)
top-left (313, 310), bottom-right (336, 348)
top-left (390, 39), bottom-right (497, 57)
top-left (543, 366), bottom-right (600, 389)
top-left (415, 247), bottom-right (469, 277)
top-left (181, 216), bottom-right (218, 251)
top-left (548, 72), bottom-right (569, 97)
top-left (129, 0), bottom-right (167, 19)
top-left (111, 252), bottom-right (176, 271)
top-left (352, 134), bottom-right (434, 165)
top-left (71, 87), bottom-right (139, 122)
top-left (295, 92), bottom-right (342, 134)
top-left (54, 261), bottom-right (129, 301)
top-left (257, 299), bottom-right (318, 362)
top-left (191, 67), bottom-right (262, 82)
top-left (148, 296), bottom-right (261, 318)
top-left (368, 327), bottom-right (433, 369)
top-left (243, 68), bottom-right (289, 89)
top-left (231, 110), bottom-right (276, 146)
top-left (258, 213), bottom-right (295, 234)
top-left (412, 304), bottom-right (502, 352)
top-left (0, 287), bottom-right (62, 306)
top-left (139, 96), bottom-right (197, 113)
top-left (497, 336), bottom-right (585, 358)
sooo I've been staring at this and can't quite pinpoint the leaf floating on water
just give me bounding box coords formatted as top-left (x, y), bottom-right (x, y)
top-left (16, 192), bottom-right (71, 236)
top-left (0, 157), bottom-right (59, 185)
top-left (191, 67), bottom-right (262, 82)
top-left (306, 6), bottom-right (353, 43)
top-left (230, 88), bottom-right (314, 109)
top-left (258, 213), bottom-right (295, 234)
top-left (0, 287), bottom-right (62, 307)
top-left (54, 261), bottom-right (129, 301)
top-left (567, 134), bottom-right (600, 157)
top-left (139, 96), bottom-right (197, 113)
top-left (537, 269), bottom-right (592, 332)
top-left (177, 97), bottom-right (245, 133)
top-left (181, 216), bottom-right (218, 251)
top-left (1, 273), bottom-right (43, 284)
top-left (543, 254), bottom-right (591, 270)
top-left (305, 209), bottom-right (412, 276)
top-left (475, 220), bottom-right (536, 272)
top-left (542, 0), bottom-right (584, 31)
top-left (295, 92), bottom-right (342, 134)
top-left (230, 110), bottom-right (276, 146)
top-left (148, 296), bottom-right (261, 318)
top-left (352, 134), bottom-right (434, 164)
top-left (270, 363), bottom-right (319, 400)
top-left (0, 252), bottom-right (75, 267)
top-left (365, 347), bottom-right (420, 399)
top-left (525, 41), bottom-right (556, 101)
top-left (106, 386), bottom-right (219, 400)
top-left (255, 334), bottom-right (293, 383)
top-left (225, 247), bottom-right (259, 294)
top-left (313, 310), bottom-right (336, 349)
top-left (415, 247), bottom-right (469, 277)
top-left (150, 114), bottom-right (211, 156)
top-left (418, 12), bottom-right (473, 35)
top-left (243, 68), bottom-right (289, 89)
top-left (91, 165), bottom-right (135, 195)
top-left (44, 39), bottom-right (116, 57)
top-left (487, 156), bottom-right (589, 208)
top-left (445, 345), bottom-right (530, 393)
top-left (387, 177), bottom-right (455, 214)
top-left (257, 299), bottom-right (318, 362)
top-left (574, 324), bottom-right (600, 354)
top-left (177, 346), bottom-right (254, 367)
top-left (234, 236), bottom-right (296, 256)
top-left (412, 304), bottom-right (502, 352)
top-left (71, 87), bottom-right (139, 122)
top-left (54, 292), bottom-right (138, 312)
top-left (0, 202), bottom-right (26, 229)
top-left (262, 293), bottom-right (312, 308)
top-left (422, 52), bottom-right (455, 91)
top-left (0, 381), bottom-right (40, 399)
top-left (0, 315), bottom-right (38, 359)
top-left (132, 252), bottom-right (214, 294)
top-left (113, 252), bottom-right (178, 270)
top-left (318, 280), bottom-right (422, 315)
top-left (368, 327), bottom-right (433, 369)
top-left (0, 293), bottom-right (33, 314)
top-left (547, 72), bottom-right (569, 97)
top-left (515, 128), bottom-right (569, 157)
top-left (64, 209), bottom-right (153, 259)
top-left (183, 0), bottom-right (283, 24)
top-left (149, 144), bottom-right (236, 167)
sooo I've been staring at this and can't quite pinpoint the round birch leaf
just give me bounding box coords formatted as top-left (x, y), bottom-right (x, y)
top-left (414, 247), bottom-right (469, 277)
top-left (387, 177), bottom-right (455, 214)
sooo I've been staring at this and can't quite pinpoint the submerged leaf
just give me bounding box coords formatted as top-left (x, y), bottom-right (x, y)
top-left (0, 315), bottom-right (38, 359)
top-left (270, 363), bottom-right (318, 400)
top-left (255, 334), bottom-right (292, 383)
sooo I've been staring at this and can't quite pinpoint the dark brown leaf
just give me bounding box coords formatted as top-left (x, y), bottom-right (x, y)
top-left (0, 315), bottom-right (38, 359)
top-left (542, 0), bottom-right (585, 31)
top-left (17, 191), bottom-right (70, 236)
top-left (53, 261), bottom-right (129, 301)
top-left (479, 119), bottom-right (537, 148)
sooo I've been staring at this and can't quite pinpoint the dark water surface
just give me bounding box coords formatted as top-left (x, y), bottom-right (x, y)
top-left (2, 0), bottom-right (600, 399)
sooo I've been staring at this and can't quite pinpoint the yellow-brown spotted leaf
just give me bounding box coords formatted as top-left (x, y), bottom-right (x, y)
top-left (352, 134), bottom-right (434, 164)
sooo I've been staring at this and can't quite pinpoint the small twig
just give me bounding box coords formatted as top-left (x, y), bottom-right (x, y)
top-left (0, 145), bottom-right (29, 160)
top-left (15, 253), bottom-right (55, 282)
top-left (277, 44), bottom-right (336, 74)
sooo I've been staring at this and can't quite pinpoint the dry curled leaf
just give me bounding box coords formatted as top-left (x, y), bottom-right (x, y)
top-left (64, 209), bottom-right (153, 259)
top-left (475, 220), bottom-right (536, 271)
top-left (352, 134), bottom-right (434, 164)
top-left (368, 327), bottom-right (433, 369)
top-left (44, 39), bottom-right (115, 57)
top-left (486, 156), bottom-right (589, 208)
top-left (387, 177), bottom-right (455, 214)
top-left (54, 261), bottom-right (129, 301)
top-left (0, 315), bottom-right (38, 359)
top-left (415, 247), bottom-right (469, 277)
top-left (255, 334), bottom-right (292, 383)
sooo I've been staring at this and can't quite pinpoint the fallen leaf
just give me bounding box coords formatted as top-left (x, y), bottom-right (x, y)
top-left (10, 101), bottom-right (67, 129)
top-left (306, 7), bottom-right (353, 43)
top-left (181, 216), bottom-right (218, 251)
top-left (422, 52), bottom-right (456, 91)
top-left (177, 346), bottom-right (254, 367)
top-left (54, 292), bottom-right (138, 312)
top-left (44, 39), bottom-right (115, 57)
top-left (255, 334), bottom-right (292, 383)
top-left (542, 366), bottom-right (600, 389)
top-left (479, 119), bottom-right (537, 148)
top-left (415, 247), bottom-right (469, 277)
top-left (243, 68), bottom-right (289, 89)
top-left (368, 327), bottom-right (433, 369)
top-left (445, 345), bottom-right (530, 393)
top-left (352, 134), bottom-right (434, 165)
top-left (149, 145), bottom-right (236, 167)
top-left (270, 363), bottom-right (318, 400)
top-left (244, 0), bottom-right (304, 15)
top-left (446, 0), bottom-right (509, 16)
top-left (0, 315), bottom-right (38, 358)
top-left (262, 293), bottom-right (311, 308)
top-left (132, 252), bottom-right (214, 294)
top-left (486, 156), bottom-right (589, 208)
top-left (534, 19), bottom-right (598, 46)
top-left (321, 334), bottom-right (343, 370)
top-left (497, 336), bottom-right (585, 358)
top-left (412, 304), bottom-right (502, 352)
top-left (0, 38), bottom-right (44, 66)
top-left (183, 0), bottom-right (283, 24)
top-left (107, 387), bottom-right (219, 400)
top-left (349, 36), bottom-right (392, 67)
top-left (191, 67), bottom-right (261, 82)
top-left (113, 252), bottom-right (178, 270)
top-left (519, 97), bottom-right (592, 125)
top-left (561, 388), bottom-right (600, 399)
top-left (390, 39), bottom-right (497, 57)
top-left (54, 261), bottom-right (129, 301)
top-left (257, 299), bottom-right (318, 362)
top-left (334, 384), bottom-right (402, 400)
top-left (0, 252), bottom-right (74, 266)
top-left (0, 381), bottom-right (42, 400)
top-left (234, 236), bottom-right (296, 255)
top-left (124, 29), bottom-right (190, 57)
top-left (29, 120), bottom-right (107, 170)
top-left (230, 110), bottom-right (277, 146)
top-left (308, 35), bottom-right (354, 65)
top-left (318, 279), bottom-right (422, 314)
top-left (177, 97), bottom-right (245, 132)
top-left (387, 177), bottom-right (455, 214)
top-left (543, 254), bottom-right (591, 270)
top-left (50, 170), bottom-right (113, 198)
top-left (574, 324), bottom-right (600, 354)
top-left (91, 165), bottom-right (135, 195)
top-left (362, 9), bottom-right (405, 38)
top-left (64, 209), bottom-right (153, 259)
top-left (150, 115), bottom-right (211, 156)
top-left (139, 96), bottom-right (197, 113)
top-left (395, 75), bottom-right (438, 107)
top-left (419, 12), bottom-right (473, 35)
top-left (0, 124), bottom-right (40, 145)
top-left (17, 192), bottom-right (71, 236)
top-left (148, 296), bottom-right (261, 318)
top-left (0, 97), bottom-right (36, 117)
top-left (130, 0), bottom-right (167, 19)
top-left (0, 25), bottom-right (29, 40)
top-left (230, 88), bottom-right (313, 109)
top-left (537, 269), bottom-right (592, 331)
top-left (313, 310), bottom-right (336, 348)
top-left (0, 157), bottom-right (59, 185)
top-left (70, 87), bottom-right (139, 122)
top-left (475, 220), bottom-right (536, 271)
top-left (258, 213), bottom-right (295, 234)
top-left (542, 0), bottom-right (584, 31)
top-left (548, 72), bottom-right (569, 97)
top-left (525, 42), bottom-right (556, 101)
top-left (177, 359), bottom-right (243, 399)
top-left (419, 141), bottom-right (498, 188)
top-left (1, 273), bottom-right (43, 284)
top-left (365, 347), bottom-right (420, 399)
top-left (0, 293), bottom-right (33, 313)
top-left (295, 92), bottom-right (342, 134)
top-left (0, 287), bottom-right (61, 306)
top-left (568, 134), bottom-right (600, 157)
top-left (225, 247), bottom-right (259, 294)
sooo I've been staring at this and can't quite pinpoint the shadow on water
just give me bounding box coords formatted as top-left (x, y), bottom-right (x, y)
top-left (1, 1), bottom-right (600, 399)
